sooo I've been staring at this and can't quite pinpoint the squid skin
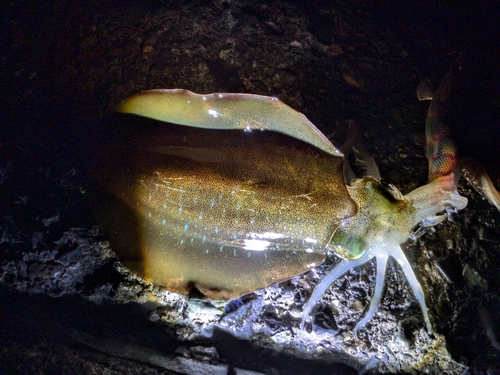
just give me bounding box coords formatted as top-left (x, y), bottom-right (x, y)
top-left (118, 90), bottom-right (343, 158)
top-left (93, 119), bottom-right (356, 300)
top-left (93, 72), bottom-right (499, 336)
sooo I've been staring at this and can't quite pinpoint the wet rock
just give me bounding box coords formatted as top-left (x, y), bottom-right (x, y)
top-left (188, 346), bottom-right (219, 364)
top-left (58, 248), bottom-right (82, 264)
top-left (31, 232), bottom-right (44, 249)
top-left (463, 264), bottom-right (488, 290)
top-left (234, 367), bottom-right (267, 375)
top-left (15, 259), bottom-right (28, 279)
top-left (478, 226), bottom-right (500, 242)
top-left (175, 345), bottom-right (191, 358)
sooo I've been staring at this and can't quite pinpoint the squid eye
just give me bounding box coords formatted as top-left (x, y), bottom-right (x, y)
top-left (328, 227), bottom-right (366, 260)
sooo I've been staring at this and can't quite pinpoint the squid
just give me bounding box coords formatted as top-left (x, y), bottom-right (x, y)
top-left (92, 59), bottom-right (499, 336)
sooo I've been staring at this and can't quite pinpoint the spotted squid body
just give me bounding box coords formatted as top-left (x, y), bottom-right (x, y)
top-left (94, 61), bottom-right (500, 336)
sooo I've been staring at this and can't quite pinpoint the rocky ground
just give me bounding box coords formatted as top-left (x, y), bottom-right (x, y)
top-left (1, 1), bottom-right (499, 374)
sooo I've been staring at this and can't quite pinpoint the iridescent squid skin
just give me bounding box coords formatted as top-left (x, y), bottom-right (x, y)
top-left (93, 62), bottom-right (500, 336)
